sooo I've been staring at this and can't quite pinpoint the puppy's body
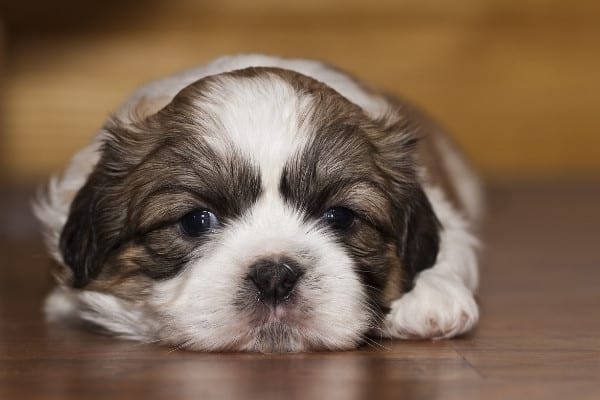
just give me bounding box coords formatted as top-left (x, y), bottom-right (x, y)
top-left (36, 55), bottom-right (481, 351)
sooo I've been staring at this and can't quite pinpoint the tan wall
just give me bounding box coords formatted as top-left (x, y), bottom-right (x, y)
top-left (2, 0), bottom-right (600, 182)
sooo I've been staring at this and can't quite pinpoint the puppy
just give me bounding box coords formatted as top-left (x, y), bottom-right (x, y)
top-left (35, 54), bottom-right (482, 352)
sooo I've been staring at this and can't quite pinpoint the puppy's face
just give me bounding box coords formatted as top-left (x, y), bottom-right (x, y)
top-left (59, 68), bottom-right (439, 352)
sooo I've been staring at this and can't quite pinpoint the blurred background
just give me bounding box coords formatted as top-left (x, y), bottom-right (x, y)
top-left (0, 0), bottom-right (599, 184)
top-left (1, 4), bottom-right (600, 394)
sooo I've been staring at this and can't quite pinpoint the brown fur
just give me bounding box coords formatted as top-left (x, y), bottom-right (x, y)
top-left (381, 94), bottom-right (472, 215)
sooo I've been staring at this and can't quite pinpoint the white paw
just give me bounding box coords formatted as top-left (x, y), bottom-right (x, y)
top-left (383, 271), bottom-right (479, 339)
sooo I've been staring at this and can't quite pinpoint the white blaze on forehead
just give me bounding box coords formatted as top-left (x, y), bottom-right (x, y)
top-left (193, 74), bottom-right (314, 191)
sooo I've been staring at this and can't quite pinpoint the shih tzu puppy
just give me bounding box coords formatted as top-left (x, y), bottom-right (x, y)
top-left (35, 54), bottom-right (482, 352)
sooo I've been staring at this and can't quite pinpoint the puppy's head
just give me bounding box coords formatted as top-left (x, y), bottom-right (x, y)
top-left (58, 67), bottom-right (439, 351)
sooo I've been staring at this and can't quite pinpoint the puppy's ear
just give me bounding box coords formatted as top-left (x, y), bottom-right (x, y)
top-left (59, 171), bottom-right (121, 288)
top-left (368, 106), bottom-right (441, 289)
top-left (398, 186), bottom-right (441, 287)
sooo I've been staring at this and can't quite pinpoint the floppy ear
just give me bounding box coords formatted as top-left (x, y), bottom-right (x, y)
top-left (58, 171), bottom-right (122, 288)
top-left (398, 186), bottom-right (441, 288)
top-left (58, 116), bottom-right (160, 288)
top-left (368, 106), bottom-right (441, 290)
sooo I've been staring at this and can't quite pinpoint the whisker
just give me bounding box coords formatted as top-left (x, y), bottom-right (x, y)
top-left (167, 338), bottom-right (192, 353)
top-left (360, 333), bottom-right (389, 350)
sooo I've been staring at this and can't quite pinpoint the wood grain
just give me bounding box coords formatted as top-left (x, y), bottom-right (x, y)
top-left (1, 182), bottom-right (599, 399)
top-left (1, 0), bottom-right (600, 182)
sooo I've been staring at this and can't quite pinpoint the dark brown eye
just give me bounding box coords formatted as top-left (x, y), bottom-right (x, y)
top-left (323, 207), bottom-right (355, 230)
top-left (180, 209), bottom-right (219, 237)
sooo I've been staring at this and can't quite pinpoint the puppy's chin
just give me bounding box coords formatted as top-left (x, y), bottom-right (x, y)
top-left (234, 284), bottom-right (362, 352)
top-left (242, 322), bottom-right (310, 353)
top-left (213, 305), bottom-right (331, 353)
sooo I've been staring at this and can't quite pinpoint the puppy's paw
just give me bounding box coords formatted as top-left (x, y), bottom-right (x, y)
top-left (383, 271), bottom-right (478, 339)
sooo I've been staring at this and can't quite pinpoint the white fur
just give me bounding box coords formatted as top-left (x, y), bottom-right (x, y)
top-left (38, 54), bottom-right (481, 349)
top-left (45, 287), bottom-right (158, 341)
top-left (433, 133), bottom-right (484, 222)
top-left (190, 74), bottom-right (314, 189)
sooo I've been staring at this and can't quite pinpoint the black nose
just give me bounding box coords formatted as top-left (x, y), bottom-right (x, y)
top-left (247, 259), bottom-right (303, 304)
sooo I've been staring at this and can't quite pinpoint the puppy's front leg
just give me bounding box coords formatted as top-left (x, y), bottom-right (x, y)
top-left (384, 187), bottom-right (480, 339)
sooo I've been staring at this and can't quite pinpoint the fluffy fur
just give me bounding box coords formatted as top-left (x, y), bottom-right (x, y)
top-left (35, 54), bottom-right (482, 352)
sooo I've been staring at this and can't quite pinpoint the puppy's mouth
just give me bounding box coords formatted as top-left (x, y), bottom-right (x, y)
top-left (251, 290), bottom-right (303, 326)
top-left (247, 320), bottom-right (304, 353)
top-left (231, 284), bottom-right (313, 351)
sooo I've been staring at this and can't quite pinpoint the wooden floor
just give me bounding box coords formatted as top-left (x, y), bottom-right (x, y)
top-left (1, 182), bottom-right (599, 399)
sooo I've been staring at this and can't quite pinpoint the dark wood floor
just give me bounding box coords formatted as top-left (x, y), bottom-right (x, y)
top-left (1, 182), bottom-right (599, 399)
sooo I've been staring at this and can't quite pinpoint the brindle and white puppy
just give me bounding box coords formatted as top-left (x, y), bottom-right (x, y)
top-left (35, 54), bottom-right (482, 352)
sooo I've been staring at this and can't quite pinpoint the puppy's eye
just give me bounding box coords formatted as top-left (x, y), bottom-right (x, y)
top-left (323, 207), bottom-right (355, 230)
top-left (180, 209), bottom-right (219, 236)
